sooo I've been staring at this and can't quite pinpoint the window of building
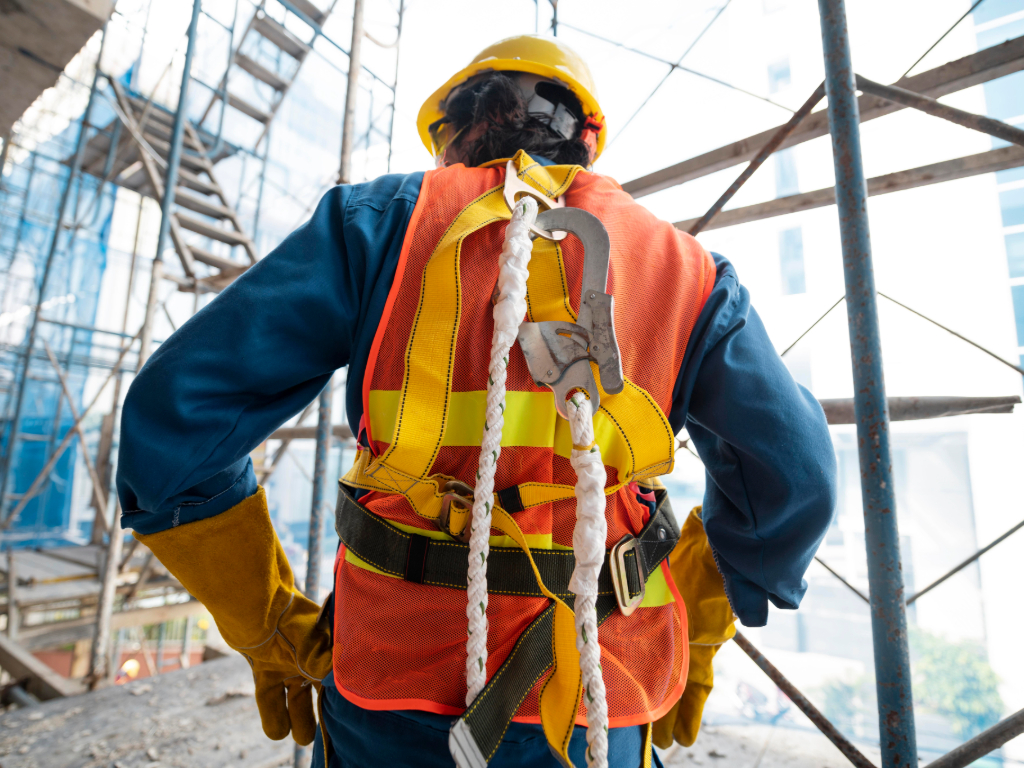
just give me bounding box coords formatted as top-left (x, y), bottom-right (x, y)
top-left (1013, 284), bottom-right (1024, 345)
top-left (997, 166), bottom-right (1024, 185)
top-left (1007, 232), bottom-right (1024, 278)
top-left (767, 59), bottom-right (791, 94)
top-left (779, 227), bottom-right (806, 295)
top-left (774, 147), bottom-right (799, 197)
top-left (784, 347), bottom-right (812, 390)
top-left (982, 71), bottom-right (1024, 123)
top-left (977, 16), bottom-right (1024, 50)
top-left (1000, 187), bottom-right (1024, 227)
top-left (974, 0), bottom-right (1024, 26)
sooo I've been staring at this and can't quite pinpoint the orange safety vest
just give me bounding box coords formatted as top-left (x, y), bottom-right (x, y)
top-left (332, 153), bottom-right (716, 728)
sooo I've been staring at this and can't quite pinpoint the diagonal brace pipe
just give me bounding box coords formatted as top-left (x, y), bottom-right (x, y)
top-left (855, 75), bottom-right (1024, 148)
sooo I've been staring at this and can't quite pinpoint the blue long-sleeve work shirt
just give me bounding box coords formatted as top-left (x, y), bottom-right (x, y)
top-left (116, 166), bottom-right (837, 628)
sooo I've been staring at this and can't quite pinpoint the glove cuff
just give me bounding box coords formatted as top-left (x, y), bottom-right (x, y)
top-left (136, 487), bottom-right (297, 648)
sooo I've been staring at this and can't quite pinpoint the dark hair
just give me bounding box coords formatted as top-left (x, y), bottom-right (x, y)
top-left (441, 72), bottom-right (592, 168)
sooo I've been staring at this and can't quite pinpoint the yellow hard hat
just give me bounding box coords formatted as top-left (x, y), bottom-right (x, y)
top-left (417, 35), bottom-right (607, 161)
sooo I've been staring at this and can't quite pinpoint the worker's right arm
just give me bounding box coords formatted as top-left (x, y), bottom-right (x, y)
top-left (116, 172), bottom-right (423, 534)
top-left (669, 254), bottom-right (838, 628)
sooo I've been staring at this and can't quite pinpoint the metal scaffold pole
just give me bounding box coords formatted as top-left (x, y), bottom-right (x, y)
top-left (306, 379), bottom-right (332, 606)
top-left (816, 2), bottom-right (917, 767)
top-left (137, 0), bottom-right (202, 370)
top-left (337, 0), bottom-right (365, 185)
top-left (300, 5), bottom-right (365, 761)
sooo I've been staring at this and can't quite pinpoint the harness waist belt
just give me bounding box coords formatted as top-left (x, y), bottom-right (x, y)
top-left (334, 483), bottom-right (679, 601)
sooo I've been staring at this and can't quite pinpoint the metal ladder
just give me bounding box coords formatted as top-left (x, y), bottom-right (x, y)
top-left (76, 0), bottom-right (336, 292)
top-left (197, 0), bottom-right (340, 151)
top-left (76, 81), bottom-right (259, 292)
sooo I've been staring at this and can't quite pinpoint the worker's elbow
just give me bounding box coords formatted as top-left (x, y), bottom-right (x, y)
top-left (115, 369), bottom-right (165, 514)
top-left (782, 397), bottom-right (839, 573)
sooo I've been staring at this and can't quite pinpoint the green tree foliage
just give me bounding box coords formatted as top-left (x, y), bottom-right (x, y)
top-left (911, 629), bottom-right (1004, 739)
top-left (821, 677), bottom-right (859, 732)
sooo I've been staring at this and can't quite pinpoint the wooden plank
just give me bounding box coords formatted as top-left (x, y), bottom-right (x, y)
top-left (287, 0), bottom-right (326, 25)
top-left (269, 425), bottom-right (354, 441)
top-left (624, 35), bottom-right (1024, 198)
top-left (178, 167), bottom-right (220, 197)
top-left (33, 545), bottom-right (102, 570)
top-left (10, 576), bottom-right (180, 610)
top-left (673, 145), bottom-right (1024, 232)
top-left (252, 14), bottom-right (310, 59)
top-left (190, 247), bottom-right (248, 274)
top-left (234, 52), bottom-right (289, 90)
top-left (174, 188), bottom-right (234, 220)
top-left (821, 396), bottom-right (1020, 425)
top-left (0, 632), bottom-right (85, 700)
top-left (176, 212), bottom-right (254, 247)
top-left (226, 92), bottom-right (273, 124)
top-left (6, 551), bottom-right (93, 583)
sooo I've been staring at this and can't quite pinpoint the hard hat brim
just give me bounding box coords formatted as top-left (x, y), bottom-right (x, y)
top-left (416, 57), bottom-right (606, 161)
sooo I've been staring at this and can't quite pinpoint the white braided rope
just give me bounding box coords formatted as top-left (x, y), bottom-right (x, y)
top-left (465, 196), bottom-right (539, 704)
top-left (568, 394), bottom-right (609, 768)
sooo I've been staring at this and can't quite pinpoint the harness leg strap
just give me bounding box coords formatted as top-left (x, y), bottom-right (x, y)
top-left (451, 595), bottom-right (620, 767)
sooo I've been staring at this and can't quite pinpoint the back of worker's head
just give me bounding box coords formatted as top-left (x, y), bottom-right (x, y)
top-left (439, 72), bottom-right (592, 168)
top-left (417, 35), bottom-right (607, 167)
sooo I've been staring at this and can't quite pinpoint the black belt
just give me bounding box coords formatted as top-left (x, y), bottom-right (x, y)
top-left (334, 483), bottom-right (679, 604)
top-left (333, 483), bottom-right (680, 766)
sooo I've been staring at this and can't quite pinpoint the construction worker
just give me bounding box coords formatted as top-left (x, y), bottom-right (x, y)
top-left (117, 36), bottom-right (836, 768)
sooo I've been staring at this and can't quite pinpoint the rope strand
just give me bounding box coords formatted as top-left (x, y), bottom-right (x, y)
top-left (465, 196), bottom-right (538, 704)
top-left (567, 393), bottom-right (610, 768)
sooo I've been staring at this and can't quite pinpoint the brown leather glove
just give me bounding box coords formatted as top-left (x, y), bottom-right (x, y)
top-left (136, 487), bottom-right (333, 745)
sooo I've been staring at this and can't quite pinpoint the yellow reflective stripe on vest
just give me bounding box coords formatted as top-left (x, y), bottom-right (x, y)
top-left (362, 155), bottom-right (581, 520)
top-left (371, 386), bottom-right (672, 482)
top-left (361, 150), bottom-right (675, 522)
top-left (370, 390), bottom-right (559, 450)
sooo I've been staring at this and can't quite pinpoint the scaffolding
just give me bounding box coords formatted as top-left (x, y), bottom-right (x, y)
top-left (0, 0), bottom-right (398, 697)
top-left (611, 1), bottom-right (1024, 766)
top-left (0, 1), bottom-right (1023, 766)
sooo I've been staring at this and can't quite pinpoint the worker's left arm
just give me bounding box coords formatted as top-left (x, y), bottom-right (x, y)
top-left (670, 253), bottom-right (838, 628)
top-left (116, 173), bottom-right (422, 534)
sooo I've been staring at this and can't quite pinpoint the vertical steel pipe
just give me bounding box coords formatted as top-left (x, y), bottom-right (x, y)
top-left (0, 133), bottom-right (10, 191)
top-left (337, 0), bottom-right (365, 185)
top-left (817, 2), bottom-right (917, 766)
top-left (6, 549), bottom-right (18, 640)
top-left (296, 379), bottom-right (332, 768)
top-left (89, 501), bottom-right (123, 684)
top-left (306, 379), bottom-right (333, 601)
top-left (137, 0), bottom-right (202, 369)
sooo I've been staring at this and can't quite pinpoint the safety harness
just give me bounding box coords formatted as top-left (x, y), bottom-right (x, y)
top-left (334, 483), bottom-right (677, 766)
top-left (336, 153), bottom-right (691, 768)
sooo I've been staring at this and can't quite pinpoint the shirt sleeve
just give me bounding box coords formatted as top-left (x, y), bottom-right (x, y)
top-left (669, 253), bottom-right (838, 627)
top-left (117, 173), bottom-right (423, 534)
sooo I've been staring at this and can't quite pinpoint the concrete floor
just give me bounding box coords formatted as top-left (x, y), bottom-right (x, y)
top-left (0, 656), bottom-right (289, 768)
top-left (0, 655), bottom-right (880, 768)
top-left (658, 722), bottom-right (881, 768)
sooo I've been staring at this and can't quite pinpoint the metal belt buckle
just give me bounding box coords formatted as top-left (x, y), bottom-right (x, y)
top-left (609, 534), bottom-right (645, 617)
top-left (437, 479), bottom-right (475, 544)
